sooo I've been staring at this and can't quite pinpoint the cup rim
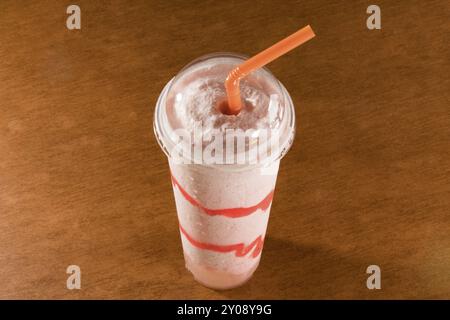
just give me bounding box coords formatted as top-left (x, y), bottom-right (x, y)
top-left (153, 52), bottom-right (296, 171)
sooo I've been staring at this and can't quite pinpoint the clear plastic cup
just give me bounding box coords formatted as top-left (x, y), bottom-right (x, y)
top-left (154, 53), bottom-right (295, 289)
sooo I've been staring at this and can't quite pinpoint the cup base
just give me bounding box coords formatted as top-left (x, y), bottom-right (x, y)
top-left (184, 252), bottom-right (260, 290)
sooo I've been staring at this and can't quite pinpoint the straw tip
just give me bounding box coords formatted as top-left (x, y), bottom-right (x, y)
top-left (305, 25), bottom-right (316, 37)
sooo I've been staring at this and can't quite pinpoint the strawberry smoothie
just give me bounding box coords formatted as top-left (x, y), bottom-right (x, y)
top-left (154, 53), bottom-right (296, 289)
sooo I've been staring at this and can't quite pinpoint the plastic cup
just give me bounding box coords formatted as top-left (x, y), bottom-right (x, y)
top-left (154, 53), bottom-right (296, 289)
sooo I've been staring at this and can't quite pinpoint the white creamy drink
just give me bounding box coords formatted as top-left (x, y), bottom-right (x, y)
top-left (154, 53), bottom-right (296, 289)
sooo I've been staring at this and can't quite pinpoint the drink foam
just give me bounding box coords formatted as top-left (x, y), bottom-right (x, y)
top-left (166, 58), bottom-right (283, 140)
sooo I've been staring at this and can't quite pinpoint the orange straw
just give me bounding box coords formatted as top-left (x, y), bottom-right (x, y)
top-left (224, 25), bottom-right (315, 115)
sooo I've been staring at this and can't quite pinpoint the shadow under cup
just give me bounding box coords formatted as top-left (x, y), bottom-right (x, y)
top-left (153, 53), bottom-right (295, 290)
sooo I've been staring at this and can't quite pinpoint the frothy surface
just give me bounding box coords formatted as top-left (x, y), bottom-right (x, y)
top-left (166, 59), bottom-right (283, 138)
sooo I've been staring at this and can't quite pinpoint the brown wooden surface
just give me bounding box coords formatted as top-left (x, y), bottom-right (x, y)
top-left (0, 0), bottom-right (449, 299)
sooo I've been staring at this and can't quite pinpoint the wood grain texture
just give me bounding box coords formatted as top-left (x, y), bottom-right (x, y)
top-left (0, 0), bottom-right (449, 299)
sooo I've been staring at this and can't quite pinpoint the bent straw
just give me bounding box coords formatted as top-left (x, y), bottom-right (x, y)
top-left (224, 25), bottom-right (315, 114)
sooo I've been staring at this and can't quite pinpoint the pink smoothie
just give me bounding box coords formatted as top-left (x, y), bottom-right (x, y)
top-left (154, 53), bottom-right (295, 289)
